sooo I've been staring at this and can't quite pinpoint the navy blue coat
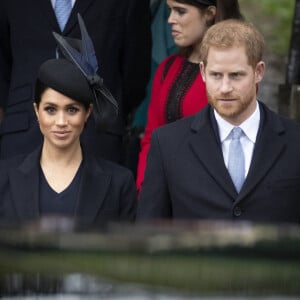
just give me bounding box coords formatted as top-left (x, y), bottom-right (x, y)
top-left (0, 148), bottom-right (137, 227)
top-left (138, 102), bottom-right (300, 224)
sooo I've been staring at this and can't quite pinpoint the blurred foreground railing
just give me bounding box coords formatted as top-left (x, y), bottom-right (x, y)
top-left (0, 219), bottom-right (300, 297)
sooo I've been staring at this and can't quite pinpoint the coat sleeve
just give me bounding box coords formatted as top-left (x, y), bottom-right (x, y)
top-left (137, 129), bottom-right (172, 219)
top-left (136, 56), bottom-right (172, 192)
top-left (0, 1), bottom-right (11, 109)
top-left (121, 0), bottom-right (151, 116)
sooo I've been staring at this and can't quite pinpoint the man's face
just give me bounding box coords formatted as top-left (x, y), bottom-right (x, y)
top-left (200, 45), bottom-right (265, 125)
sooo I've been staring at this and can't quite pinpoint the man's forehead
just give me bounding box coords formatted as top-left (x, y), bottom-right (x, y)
top-left (205, 46), bottom-right (250, 68)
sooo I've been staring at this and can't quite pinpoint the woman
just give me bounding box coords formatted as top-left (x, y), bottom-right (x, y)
top-left (136, 0), bottom-right (243, 192)
top-left (0, 17), bottom-right (137, 228)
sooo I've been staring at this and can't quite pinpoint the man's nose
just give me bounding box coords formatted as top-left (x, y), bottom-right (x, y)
top-left (220, 78), bottom-right (233, 94)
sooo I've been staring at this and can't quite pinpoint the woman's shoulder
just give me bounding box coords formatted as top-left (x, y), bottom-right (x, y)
top-left (159, 54), bottom-right (183, 68)
top-left (0, 154), bottom-right (28, 170)
top-left (87, 156), bottom-right (134, 178)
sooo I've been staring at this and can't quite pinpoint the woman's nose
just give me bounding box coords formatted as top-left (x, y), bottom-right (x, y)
top-left (168, 10), bottom-right (175, 24)
top-left (56, 112), bottom-right (68, 126)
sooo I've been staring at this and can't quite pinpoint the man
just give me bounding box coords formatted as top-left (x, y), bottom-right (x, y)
top-left (137, 19), bottom-right (300, 223)
top-left (0, 0), bottom-right (151, 162)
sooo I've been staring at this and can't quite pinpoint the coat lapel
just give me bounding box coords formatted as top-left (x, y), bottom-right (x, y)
top-left (75, 155), bottom-right (111, 227)
top-left (35, 0), bottom-right (61, 32)
top-left (237, 103), bottom-right (287, 201)
top-left (35, 0), bottom-right (94, 34)
top-left (188, 106), bottom-right (238, 199)
top-left (8, 149), bottom-right (41, 222)
top-left (63, 0), bottom-right (94, 34)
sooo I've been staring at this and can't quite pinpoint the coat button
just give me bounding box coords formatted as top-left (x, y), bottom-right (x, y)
top-left (233, 206), bottom-right (242, 217)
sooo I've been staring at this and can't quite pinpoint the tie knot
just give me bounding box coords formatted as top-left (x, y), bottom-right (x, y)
top-left (231, 127), bottom-right (243, 140)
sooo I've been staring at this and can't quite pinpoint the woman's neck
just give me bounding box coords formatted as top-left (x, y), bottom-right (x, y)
top-left (40, 141), bottom-right (83, 168)
top-left (40, 142), bottom-right (83, 194)
top-left (188, 42), bottom-right (202, 64)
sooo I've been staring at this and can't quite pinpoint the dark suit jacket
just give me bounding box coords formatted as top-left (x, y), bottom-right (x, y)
top-left (0, 147), bottom-right (137, 228)
top-left (0, 0), bottom-right (151, 160)
top-left (137, 102), bottom-right (300, 224)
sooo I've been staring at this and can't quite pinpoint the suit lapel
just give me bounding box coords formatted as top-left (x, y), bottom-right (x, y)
top-left (35, 0), bottom-right (61, 32)
top-left (8, 149), bottom-right (41, 222)
top-left (75, 155), bottom-right (111, 227)
top-left (36, 0), bottom-right (94, 34)
top-left (188, 107), bottom-right (238, 199)
top-left (63, 0), bottom-right (94, 34)
top-left (237, 103), bottom-right (286, 201)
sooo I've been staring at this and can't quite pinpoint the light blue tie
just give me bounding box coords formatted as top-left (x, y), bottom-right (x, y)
top-left (55, 0), bottom-right (72, 31)
top-left (228, 127), bottom-right (245, 193)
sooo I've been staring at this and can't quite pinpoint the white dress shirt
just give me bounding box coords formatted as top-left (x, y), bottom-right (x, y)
top-left (214, 102), bottom-right (260, 177)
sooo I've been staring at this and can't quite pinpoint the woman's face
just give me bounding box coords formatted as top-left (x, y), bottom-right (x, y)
top-left (34, 88), bottom-right (92, 150)
top-left (167, 0), bottom-right (211, 49)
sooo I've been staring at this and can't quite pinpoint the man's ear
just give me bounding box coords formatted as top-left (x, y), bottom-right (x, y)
top-left (199, 62), bottom-right (206, 82)
top-left (255, 61), bottom-right (265, 83)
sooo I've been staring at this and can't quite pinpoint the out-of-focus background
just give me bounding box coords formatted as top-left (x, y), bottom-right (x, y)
top-left (239, 0), bottom-right (295, 112)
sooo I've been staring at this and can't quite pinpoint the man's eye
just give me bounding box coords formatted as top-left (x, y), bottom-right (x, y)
top-left (211, 73), bottom-right (222, 79)
top-left (231, 73), bottom-right (240, 78)
top-left (230, 73), bottom-right (242, 79)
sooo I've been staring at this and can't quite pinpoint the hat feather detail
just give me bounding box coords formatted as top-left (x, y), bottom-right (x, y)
top-left (52, 13), bottom-right (118, 126)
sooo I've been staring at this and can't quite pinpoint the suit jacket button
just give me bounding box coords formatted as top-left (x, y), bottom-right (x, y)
top-left (233, 206), bottom-right (242, 217)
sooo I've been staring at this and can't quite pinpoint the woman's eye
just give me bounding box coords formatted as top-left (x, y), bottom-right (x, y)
top-left (44, 107), bottom-right (56, 114)
top-left (176, 8), bottom-right (186, 15)
top-left (67, 107), bottom-right (79, 114)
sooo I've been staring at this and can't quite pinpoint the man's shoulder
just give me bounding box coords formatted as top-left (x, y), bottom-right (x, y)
top-left (263, 103), bottom-right (300, 131)
top-left (155, 107), bottom-right (208, 136)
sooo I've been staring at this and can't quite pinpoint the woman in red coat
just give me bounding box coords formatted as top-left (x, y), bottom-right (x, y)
top-left (136, 0), bottom-right (243, 192)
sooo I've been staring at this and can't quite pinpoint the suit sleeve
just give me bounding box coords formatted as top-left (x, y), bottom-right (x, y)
top-left (122, 0), bottom-right (151, 116)
top-left (0, 1), bottom-right (11, 109)
top-left (137, 129), bottom-right (172, 219)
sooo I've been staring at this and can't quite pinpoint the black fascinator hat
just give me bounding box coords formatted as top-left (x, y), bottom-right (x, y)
top-left (36, 14), bottom-right (118, 127)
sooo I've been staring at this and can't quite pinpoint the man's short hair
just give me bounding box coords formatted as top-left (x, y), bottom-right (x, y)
top-left (200, 19), bottom-right (265, 68)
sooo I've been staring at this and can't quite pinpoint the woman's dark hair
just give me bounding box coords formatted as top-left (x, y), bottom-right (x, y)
top-left (175, 0), bottom-right (244, 58)
top-left (34, 79), bottom-right (90, 111)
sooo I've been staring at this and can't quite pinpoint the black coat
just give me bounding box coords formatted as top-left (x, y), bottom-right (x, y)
top-left (138, 102), bottom-right (300, 224)
top-left (0, 0), bottom-right (151, 160)
top-left (0, 147), bottom-right (137, 227)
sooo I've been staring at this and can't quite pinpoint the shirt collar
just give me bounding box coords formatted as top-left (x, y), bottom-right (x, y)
top-left (214, 101), bottom-right (260, 143)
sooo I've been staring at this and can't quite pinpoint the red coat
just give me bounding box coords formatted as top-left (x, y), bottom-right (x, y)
top-left (136, 54), bottom-right (208, 191)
